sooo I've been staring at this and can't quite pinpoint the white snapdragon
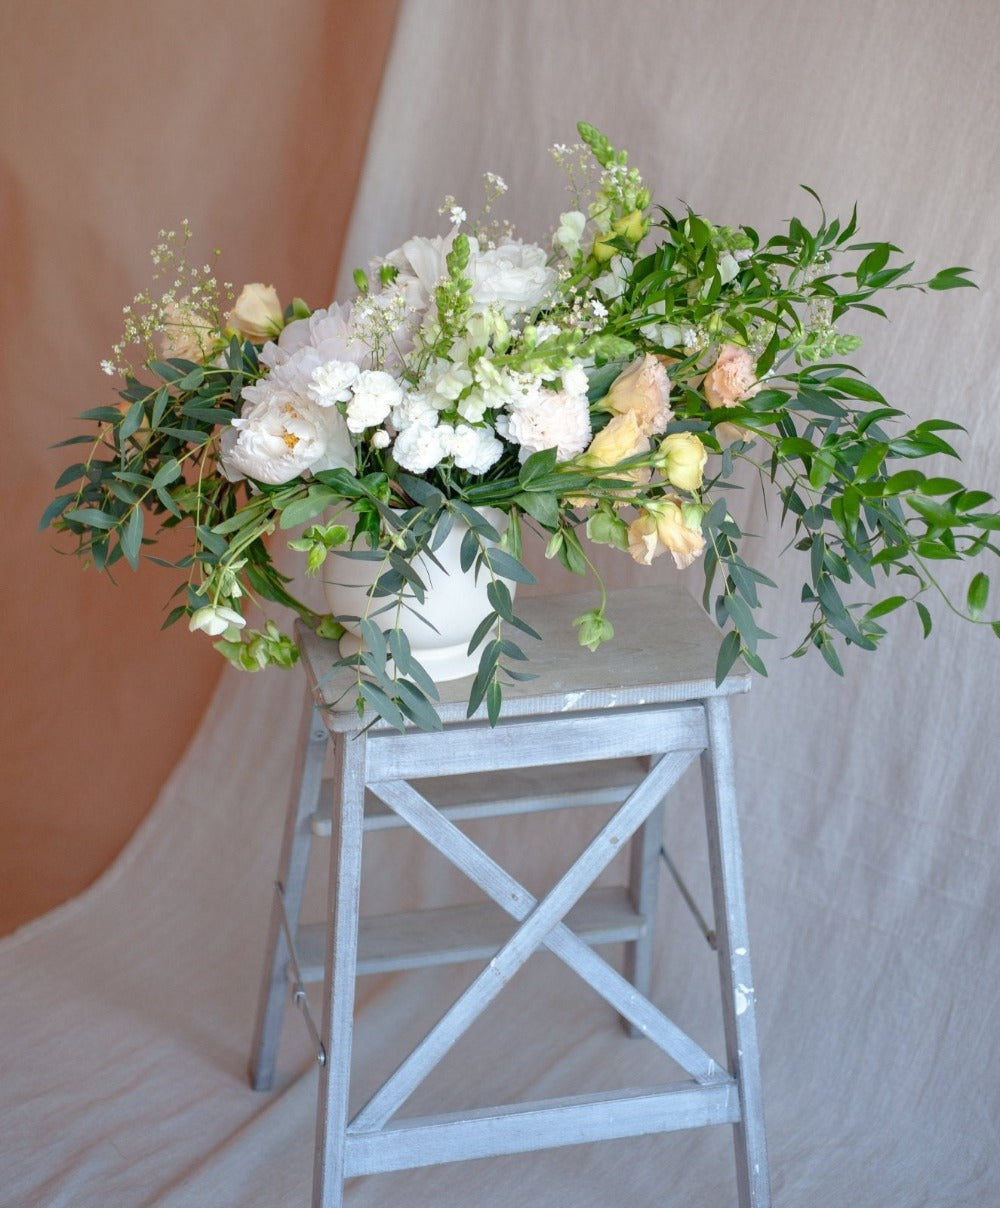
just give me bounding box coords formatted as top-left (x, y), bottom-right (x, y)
top-left (430, 361), bottom-right (474, 403)
top-left (554, 210), bottom-right (587, 259)
top-left (345, 369), bottom-right (404, 433)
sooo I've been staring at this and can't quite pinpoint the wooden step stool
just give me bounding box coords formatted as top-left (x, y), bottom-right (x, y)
top-left (248, 584), bottom-right (770, 1206)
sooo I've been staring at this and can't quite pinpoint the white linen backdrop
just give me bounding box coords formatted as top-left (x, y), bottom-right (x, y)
top-left (3, 2), bottom-right (999, 1205)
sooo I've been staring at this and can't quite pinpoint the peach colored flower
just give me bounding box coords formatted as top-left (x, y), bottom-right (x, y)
top-left (225, 283), bottom-right (284, 343)
top-left (627, 500), bottom-right (706, 569)
top-left (584, 411), bottom-right (650, 469)
top-left (702, 343), bottom-right (761, 444)
top-left (604, 354), bottom-right (672, 436)
top-left (158, 300), bottom-right (220, 362)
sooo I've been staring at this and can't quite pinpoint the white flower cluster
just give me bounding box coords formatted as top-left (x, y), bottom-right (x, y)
top-left (219, 221), bottom-right (601, 485)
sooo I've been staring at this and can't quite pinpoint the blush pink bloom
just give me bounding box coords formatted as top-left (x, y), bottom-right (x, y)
top-left (702, 343), bottom-right (762, 444)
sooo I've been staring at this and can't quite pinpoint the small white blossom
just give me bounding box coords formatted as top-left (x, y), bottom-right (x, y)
top-left (345, 370), bottom-right (403, 433)
top-left (449, 205), bottom-right (467, 226)
top-left (308, 359), bottom-right (361, 407)
top-left (189, 604), bottom-right (245, 636)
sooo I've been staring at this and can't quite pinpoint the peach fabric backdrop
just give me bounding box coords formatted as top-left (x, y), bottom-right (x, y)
top-left (0, 0), bottom-right (399, 932)
top-left (2, 2), bottom-right (1000, 1206)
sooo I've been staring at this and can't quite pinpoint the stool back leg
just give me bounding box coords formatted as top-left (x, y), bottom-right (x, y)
top-left (248, 700), bottom-right (328, 1091)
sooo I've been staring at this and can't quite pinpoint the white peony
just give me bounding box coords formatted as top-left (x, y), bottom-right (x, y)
top-left (221, 382), bottom-right (354, 485)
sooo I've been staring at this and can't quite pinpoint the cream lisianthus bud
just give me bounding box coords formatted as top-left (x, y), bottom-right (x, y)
top-left (225, 283), bottom-right (284, 343)
top-left (583, 411), bottom-right (650, 469)
top-left (656, 432), bottom-right (708, 492)
top-left (604, 354), bottom-right (672, 436)
top-left (612, 209), bottom-right (648, 244)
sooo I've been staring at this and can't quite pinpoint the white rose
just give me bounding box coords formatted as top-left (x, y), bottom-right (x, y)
top-left (467, 239), bottom-right (556, 318)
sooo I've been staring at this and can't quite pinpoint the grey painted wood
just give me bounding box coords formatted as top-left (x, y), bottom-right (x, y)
top-left (344, 1080), bottom-right (740, 1175)
top-left (356, 766), bottom-right (724, 1116)
top-left (247, 702), bottom-right (329, 1092)
top-left (248, 586), bottom-right (769, 1207)
top-left (292, 885), bottom-right (645, 977)
top-left (309, 757), bottom-right (649, 835)
top-left (300, 584), bottom-right (750, 732)
top-left (701, 695), bottom-right (770, 1207)
top-left (311, 728), bottom-right (367, 1205)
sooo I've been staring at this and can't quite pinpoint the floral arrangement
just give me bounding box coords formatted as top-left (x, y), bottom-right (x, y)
top-left (44, 123), bottom-right (996, 730)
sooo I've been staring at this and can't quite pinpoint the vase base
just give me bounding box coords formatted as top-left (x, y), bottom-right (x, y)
top-left (337, 631), bottom-right (480, 683)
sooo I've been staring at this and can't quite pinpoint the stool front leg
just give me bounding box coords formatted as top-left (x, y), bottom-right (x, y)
top-left (701, 696), bottom-right (770, 1208)
top-left (312, 729), bottom-right (368, 1208)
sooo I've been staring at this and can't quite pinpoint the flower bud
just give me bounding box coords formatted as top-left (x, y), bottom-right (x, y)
top-left (225, 283), bottom-right (284, 343)
top-left (656, 432), bottom-right (707, 492)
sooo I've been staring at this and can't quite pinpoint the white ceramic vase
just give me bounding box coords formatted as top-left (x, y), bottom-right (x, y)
top-left (322, 508), bottom-right (512, 683)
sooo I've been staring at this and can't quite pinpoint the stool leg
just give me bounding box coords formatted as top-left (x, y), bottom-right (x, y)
top-left (701, 696), bottom-right (770, 1207)
top-left (622, 762), bottom-right (664, 1036)
top-left (248, 698), bottom-right (329, 1092)
top-left (312, 729), bottom-right (367, 1208)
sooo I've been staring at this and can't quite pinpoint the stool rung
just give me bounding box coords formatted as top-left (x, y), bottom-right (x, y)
top-left (344, 1078), bottom-right (740, 1175)
top-left (309, 758), bottom-right (649, 836)
top-left (291, 885), bottom-right (645, 979)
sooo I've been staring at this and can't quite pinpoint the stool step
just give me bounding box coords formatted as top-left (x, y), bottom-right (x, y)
top-left (310, 757), bottom-right (649, 836)
top-left (292, 885), bottom-right (645, 978)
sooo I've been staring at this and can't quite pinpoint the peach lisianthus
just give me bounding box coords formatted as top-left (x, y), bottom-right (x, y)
top-left (627, 499), bottom-right (706, 569)
top-left (702, 343), bottom-right (762, 445)
top-left (604, 353), bottom-right (672, 437)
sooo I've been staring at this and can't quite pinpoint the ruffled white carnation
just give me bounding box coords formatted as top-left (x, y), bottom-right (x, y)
top-left (308, 359), bottom-right (360, 407)
top-left (502, 382), bottom-right (592, 463)
top-left (392, 388), bottom-right (440, 430)
top-left (445, 423), bottom-right (504, 474)
top-left (345, 370), bottom-right (404, 433)
top-left (392, 420), bottom-right (449, 474)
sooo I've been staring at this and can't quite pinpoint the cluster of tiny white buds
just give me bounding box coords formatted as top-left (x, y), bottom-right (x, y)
top-left (483, 172), bottom-right (507, 194)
